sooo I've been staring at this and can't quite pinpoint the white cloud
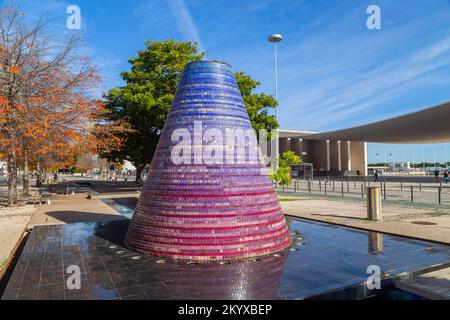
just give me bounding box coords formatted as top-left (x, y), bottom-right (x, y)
top-left (165, 0), bottom-right (205, 53)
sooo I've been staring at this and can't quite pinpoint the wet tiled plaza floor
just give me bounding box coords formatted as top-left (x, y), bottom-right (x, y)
top-left (2, 210), bottom-right (450, 300)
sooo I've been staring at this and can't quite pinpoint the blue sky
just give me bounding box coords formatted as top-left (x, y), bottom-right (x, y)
top-left (13, 0), bottom-right (450, 163)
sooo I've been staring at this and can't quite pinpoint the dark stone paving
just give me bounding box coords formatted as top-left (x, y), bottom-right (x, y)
top-left (2, 217), bottom-right (450, 300)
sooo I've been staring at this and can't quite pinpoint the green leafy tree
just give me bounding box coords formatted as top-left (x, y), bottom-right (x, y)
top-left (100, 40), bottom-right (204, 182)
top-left (99, 40), bottom-right (279, 183)
top-left (273, 151), bottom-right (302, 186)
top-left (279, 151), bottom-right (301, 167)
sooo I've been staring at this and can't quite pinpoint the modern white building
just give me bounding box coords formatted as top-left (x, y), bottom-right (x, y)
top-left (278, 101), bottom-right (450, 177)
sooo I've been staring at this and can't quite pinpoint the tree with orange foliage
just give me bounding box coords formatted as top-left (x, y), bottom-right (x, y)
top-left (0, 3), bottom-right (102, 205)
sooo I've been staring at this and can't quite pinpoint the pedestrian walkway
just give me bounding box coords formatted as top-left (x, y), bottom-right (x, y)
top-left (1, 190), bottom-right (125, 274)
top-left (396, 268), bottom-right (450, 299)
top-left (280, 196), bottom-right (450, 245)
top-left (28, 194), bottom-right (125, 227)
top-left (0, 206), bottom-right (35, 274)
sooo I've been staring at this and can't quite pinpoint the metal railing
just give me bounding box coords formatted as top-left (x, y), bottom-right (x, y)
top-left (275, 176), bottom-right (450, 206)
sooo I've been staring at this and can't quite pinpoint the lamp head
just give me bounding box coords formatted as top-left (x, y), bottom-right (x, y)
top-left (268, 34), bottom-right (283, 43)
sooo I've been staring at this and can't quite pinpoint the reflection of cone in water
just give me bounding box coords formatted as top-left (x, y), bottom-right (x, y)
top-left (125, 60), bottom-right (291, 260)
top-left (160, 249), bottom-right (289, 299)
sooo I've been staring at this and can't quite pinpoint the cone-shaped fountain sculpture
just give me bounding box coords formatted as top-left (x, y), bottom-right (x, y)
top-left (125, 60), bottom-right (291, 261)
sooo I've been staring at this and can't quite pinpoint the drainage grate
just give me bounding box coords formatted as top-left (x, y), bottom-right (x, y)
top-left (411, 221), bottom-right (437, 225)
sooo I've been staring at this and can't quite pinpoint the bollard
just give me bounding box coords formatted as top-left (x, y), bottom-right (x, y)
top-left (383, 182), bottom-right (387, 200)
top-left (367, 187), bottom-right (382, 221)
top-left (341, 181), bottom-right (344, 197)
top-left (325, 182), bottom-right (327, 195)
top-left (410, 185), bottom-right (414, 203)
top-left (319, 179), bottom-right (322, 191)
top-left (361, 184), bottom-right (364, 198)
top-left (401, 181), bottom-right (403, 191)
top-left (438, 187), bottom-right (442, 205)
top-left (347, 180), bottom-right (350, 193)
top-left (419, 180), bottom-right (422, 191)
top-left (333, 180), bottom-right (335, 192)
top-left (308, 180), bottom-right (311, 194)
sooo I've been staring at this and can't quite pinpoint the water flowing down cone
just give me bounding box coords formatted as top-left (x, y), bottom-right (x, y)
top-left (125, 60), bottom-right (291, 260)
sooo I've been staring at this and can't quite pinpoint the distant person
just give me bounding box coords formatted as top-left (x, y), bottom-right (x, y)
top-left (373, 170), bottom-right (379, 182)
top-left (444, 170), bottom-right (449, 184)
top-left (434, 169), bottom-right (440, 181)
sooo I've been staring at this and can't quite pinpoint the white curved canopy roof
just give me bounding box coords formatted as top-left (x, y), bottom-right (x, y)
top-left (283, 101), bottom-right (450, 144)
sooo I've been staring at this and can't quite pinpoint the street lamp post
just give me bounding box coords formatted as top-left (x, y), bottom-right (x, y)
top-left (268, 34), bottom-right (282, 122)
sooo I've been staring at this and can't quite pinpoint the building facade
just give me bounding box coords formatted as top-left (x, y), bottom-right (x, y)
top-left (279, 130), bottom-right (368, 176)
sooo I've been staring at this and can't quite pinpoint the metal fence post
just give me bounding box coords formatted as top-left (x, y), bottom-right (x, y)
top-left (361, 184), bottom-right (364, 198)
top-left (308, 179), bottom-right (311, 194)
top-left (294, 180), bottom-right (297, 193)
top-left (319, 179), bottom-right (322, 191)
top-left (439, 186), bottom-right (442, 205)
top-left (341, 181), bottom-right (344, 197)
top-left (411, 185), bottom-right (414, 203)
top-left (325, 182), bottom-right (327, 195)
top-left (383, 182), bottom-right (387, 200)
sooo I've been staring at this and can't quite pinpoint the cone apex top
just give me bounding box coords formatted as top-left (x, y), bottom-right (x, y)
top-left (186, 59), bottom-right (232, 68)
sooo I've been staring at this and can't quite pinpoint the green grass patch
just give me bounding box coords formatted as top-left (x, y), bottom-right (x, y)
top-left (279, 198), bottom-right (304, 202)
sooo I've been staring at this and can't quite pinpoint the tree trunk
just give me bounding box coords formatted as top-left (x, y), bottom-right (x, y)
top-left (22, 146), bottom-right (29, 196)
top-left (135, 166), bottom-right (144, 185)
top-left (45, 167), bottom-right (49, 191)
top-left (36, 160), bottom-right (42, 187)
top-left (7, 148), bottom-right (17, 206)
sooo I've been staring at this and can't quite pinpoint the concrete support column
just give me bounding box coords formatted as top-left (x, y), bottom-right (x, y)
top-left (350, 141), bottom-right (367, 175)
top-left (364, 142), bottom-right (368, 176)
top-left (326, 140), bottom-right (330, 171)
top-left (347, 141), bottom-right (352, 171)
top-left (337, 141), bottom-right (342, 171)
